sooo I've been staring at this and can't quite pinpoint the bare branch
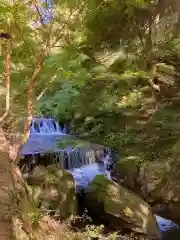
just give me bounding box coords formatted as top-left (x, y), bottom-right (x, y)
top-left (52, 4), bottom-right (85, 47)
top-left (52, 10), bottom-right (74, 47)
top-left (138, 30), bottom-right (145, 48)
top-left (37, 75), bottom-right (57, 101)
top-left (32, 0), bottom-right (46, 29)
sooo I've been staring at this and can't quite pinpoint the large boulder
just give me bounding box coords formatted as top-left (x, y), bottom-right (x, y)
top-left (26, 165), bottom-right (77, 219)
top-left (86, 175), bottom-right (162, 239)
top-left (26, 165), bottom-right (47, 184)
top-left (112, 157), bottom-right (180, 223)
top-left (112, 157), bottom-right (169, 201)
top-left (111, 156), bottom-right (142, 191)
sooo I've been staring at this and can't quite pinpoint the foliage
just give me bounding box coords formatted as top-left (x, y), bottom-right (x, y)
top-left (1, 0), bottom-right (180, 159)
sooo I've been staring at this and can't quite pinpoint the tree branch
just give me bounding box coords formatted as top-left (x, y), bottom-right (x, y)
top-left (52, 4), bottom-right (84, 47)
top-left (32, 0), bottom-right (46, 29)
top-left (37, 74), bottom-right (57, 101)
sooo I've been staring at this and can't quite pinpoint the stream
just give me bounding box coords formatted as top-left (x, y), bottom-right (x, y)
top-left (20, 118), bottom-right (180, 238)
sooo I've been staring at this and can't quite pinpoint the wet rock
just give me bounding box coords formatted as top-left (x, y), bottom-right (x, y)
top-left (86, 175), bottom-right (162, 239)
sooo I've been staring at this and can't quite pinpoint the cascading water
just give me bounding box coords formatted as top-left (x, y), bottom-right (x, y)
top-left (20, 118), bottom-right (112, 171)
top-left (30, 118), bottom-right (66, 134)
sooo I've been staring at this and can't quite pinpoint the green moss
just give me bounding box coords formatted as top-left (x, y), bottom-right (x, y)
top-left (26, 184), bottom-right (43, 206)
top-left (91, 175), bottom-right (112, 203)
top-left (56, 168), bottom-right (74, 181)
top-left (26, 166), bottom-right (77, 220)
top-left (27, 166), bottom-right (47, 185)
top-left (28, 207), bottom-right (41, 226)
top-left (116, 156), bottom-right (142, 173)
top-left (88, 176), bottom-right (161, 238)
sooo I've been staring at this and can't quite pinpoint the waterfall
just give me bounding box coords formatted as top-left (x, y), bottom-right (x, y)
top-left (20, 117), bottom-right (112, 175)
top-left (38, 145), bottom-right (111, 170)
top-left (65, 146), bottom-right (111, 169)
top-left (30, 118), bottom-right (67, 134)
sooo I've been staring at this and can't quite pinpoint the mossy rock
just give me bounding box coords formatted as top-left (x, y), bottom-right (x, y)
top-left (138, 161), bottom-right (180, 209)
top-left (172, 139), bottom-right (180, 159)
top-left (26, 184), bottom-right (43, 206)
top-left (137, 162), bottom-right (169, 200)
top-left (87, 175), bottom-right (161, 239)
top-left (27, 166), bottom-right (47, 185)
top-left (112, 156), bottom-right (142, 190)
top-left (53, 168), bottom-right (77, 219)
top-left (42, 166), bottom-right (77, 219)
top-left (26, 165), bottom-right (77, 219)
top-left (114, 158), bottom-right (180, 222)
top-left (116, 156), bottom-right (142, 174)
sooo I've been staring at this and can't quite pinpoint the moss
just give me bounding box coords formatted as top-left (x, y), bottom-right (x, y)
top-left (113, 156), bottom-right (143, 191)
top-left (116, 156), bottom-right (142, 173)
top-left (27, 166), bottom-right (47, 185)
top-left (26, 184), bottom-right (43, 206)
top-left (88, 176), bottom-right (161, 238)
top-left (44, 168), bottom-right (77, 218)
top-left (56, 168), bottom-right (74, 181)
top-left (28, 207), bottom-right (41, 226)
top-left (172, 139), bottom-right (180, 158)
top-left (26, 166), bottom-right (77, 220)
top-left (44, 172), bottom-right (59, 186)
top-left (91, 175), bottom-right (112, 203)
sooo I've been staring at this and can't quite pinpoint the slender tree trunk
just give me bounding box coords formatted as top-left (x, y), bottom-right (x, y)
top-left (37, 74), bottom-right (56, 101)
top-left (22, 53), bottom-right (45, 145)
top-left (0, 40), bottom-right (11, 123)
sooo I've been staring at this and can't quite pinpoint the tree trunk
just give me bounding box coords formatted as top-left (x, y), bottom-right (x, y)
top-left (22, 53), bottom-right (45, 145)
top-left (0, 39), bottom-right (11, 123)
top-left (0, 127), bottom-right (32, 239)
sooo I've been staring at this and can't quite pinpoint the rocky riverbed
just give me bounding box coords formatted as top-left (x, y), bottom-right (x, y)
top-left (12, 161), bottom-right (177, 240)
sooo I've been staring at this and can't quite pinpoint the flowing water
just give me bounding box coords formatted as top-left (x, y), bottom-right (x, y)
top-left (20, 118), bottom-right (180, 238)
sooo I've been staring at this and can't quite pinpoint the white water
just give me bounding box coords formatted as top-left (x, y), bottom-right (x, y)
top-left (70, 162), bottom-right (109, 191)
top-left (30, 118), bottom-right (67, 134)
top-left (69, 155), bottom-right (110, 190)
